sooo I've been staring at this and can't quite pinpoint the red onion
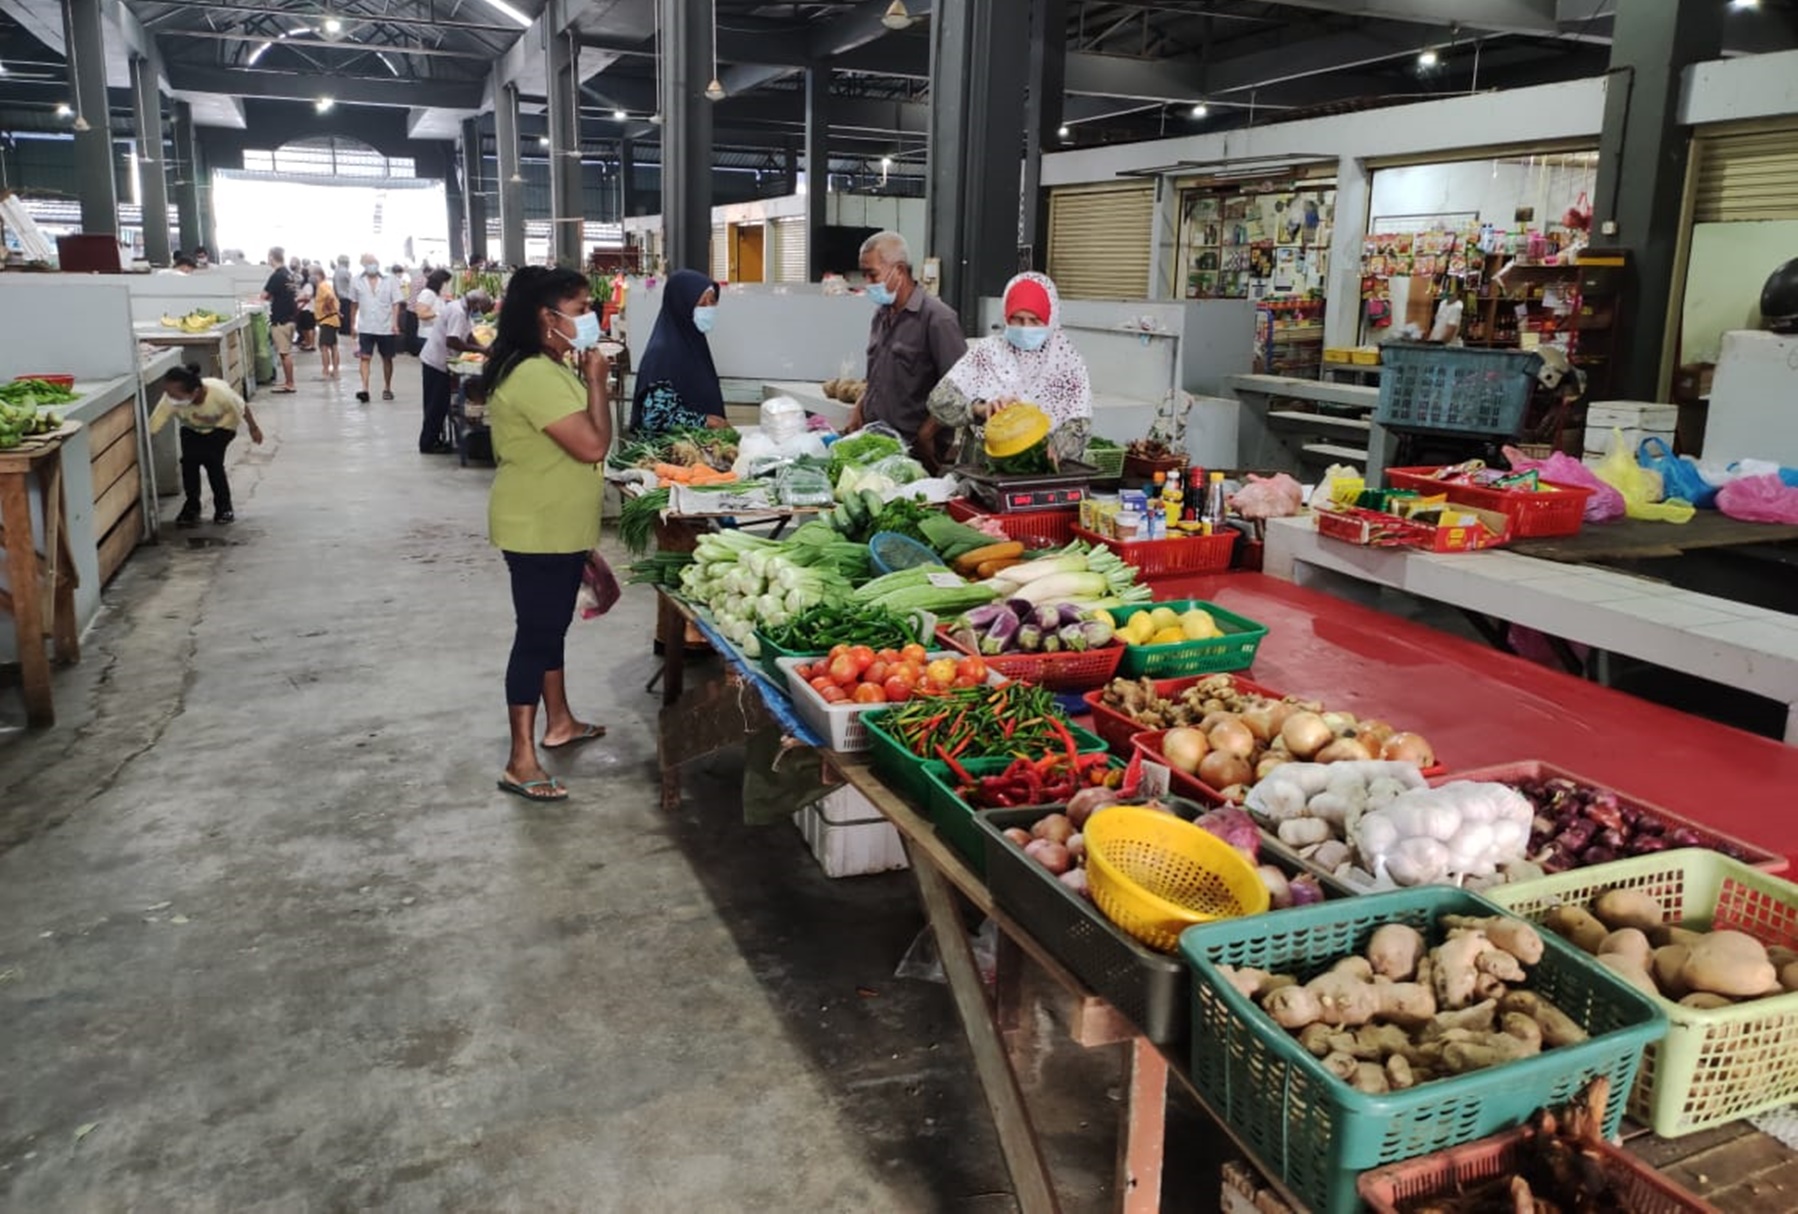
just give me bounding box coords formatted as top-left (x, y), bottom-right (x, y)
top-left (1288, 874), bottom-right (1325, 906)
top-left (1195, 807), bottom-right (1261, 860)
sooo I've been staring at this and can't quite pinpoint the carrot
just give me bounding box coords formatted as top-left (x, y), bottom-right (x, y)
top-left (954, 542), bottom-right (1024, 576)
top-left (975, 557), bottom-right (1023, 579)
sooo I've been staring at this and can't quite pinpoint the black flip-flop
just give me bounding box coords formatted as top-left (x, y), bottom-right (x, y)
top-left (543, 724), bottom-right (607, 751)
top-left (497, 776), bottom-right (568, 802)
top-left (271, 387), bottom-right (296, 394)
top-left (382, 391), bottom-right (395, 401)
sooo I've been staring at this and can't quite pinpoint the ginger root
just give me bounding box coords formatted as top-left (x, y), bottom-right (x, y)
top-left (1367, 923), bottom-right (1426, 981)
top-left (1497, 990), bottom-right (1589, 1047)
top-left (1220, 965), bottom-right (1296, 1001)
top-left (1442, 915), bottom-right (1545, 966)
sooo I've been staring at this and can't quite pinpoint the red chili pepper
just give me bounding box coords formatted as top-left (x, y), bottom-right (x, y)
top-left (936, 746), bottom-right (978, 787)
top-left (1048, 715), bottom-right (1079, 769)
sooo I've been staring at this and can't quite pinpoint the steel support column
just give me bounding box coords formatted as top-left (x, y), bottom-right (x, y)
top-left (445, 143), bottom-right (467, 265)
top-left (619, 138), bottom-right (639, 217)
top-left (804, 66), bottom-right (829, 281)
top-left (1593, 0), bottom-right (1722, 400)
top-left (546, 11), bottom-right (584, 268)
top-left (496, 83), bottom-right (527, 268)
top-left (129, 52), bottom-right (172, 265)
top-left (660, 0), bottom-right (715, 274)
top-left (783, 141), bottom-right (799, 195)
top-left (1019, 0), bottom-right (1066, 270)
top-left (62, 0), bottom-right (117, 238)
top-left (462, 116), bottom-right (488, 264)
top-left (172, 101), bottom-right (204, 255)
top-left (926, 0), bottom-right (1030, 329)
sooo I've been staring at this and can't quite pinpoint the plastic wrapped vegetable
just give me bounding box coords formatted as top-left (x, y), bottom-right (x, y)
top-left (1351, 781), bottom-right (1535, 886)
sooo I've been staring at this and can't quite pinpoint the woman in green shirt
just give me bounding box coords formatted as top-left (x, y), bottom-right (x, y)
top-left (483, 266), bottom-right (614, 803)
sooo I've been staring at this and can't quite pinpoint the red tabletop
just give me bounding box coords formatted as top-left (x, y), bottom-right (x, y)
top-left (1145, 573), bottom-right (1798, 869)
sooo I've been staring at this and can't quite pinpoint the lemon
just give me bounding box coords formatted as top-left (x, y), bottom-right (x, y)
top-left (1123, 614), bottom-right (1157, 645)
top-left (1152, 626), bottom-right (1188, 645)
top-left (1180, 608), bottom-right (1219, 640)
top-left (1149, 606), bottom-right (1181, 632)
top-left (1091, 609), bottom-right (1115, 630)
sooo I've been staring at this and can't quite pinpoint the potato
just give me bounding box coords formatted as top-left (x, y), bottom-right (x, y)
top-left (1652, 945), bottom-right (1692, 999)
top-left (1598, 953), bottom-right (1660, 998)
top-left (1592, 889), bottom-right (1663, 933)
top-left (1598, 928), bottom-right (1653, 973)
top-left (1781, 960), bottom-right (1798, 994)
top-left (1679, 930), bottom-right (1778, 998)
top-left (1679, 992), bottom-right (1734, 1010)
top-left (1544, 905), bottom-right (1607, 955)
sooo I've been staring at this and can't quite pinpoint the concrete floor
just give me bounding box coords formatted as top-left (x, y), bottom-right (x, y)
top-left (0, 367), bottom-right (1230, 1212)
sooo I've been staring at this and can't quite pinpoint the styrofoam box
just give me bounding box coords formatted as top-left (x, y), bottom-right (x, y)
top-left (793, 787), bottom-right (910, 877)
top-left (1588, 401), bottom-right (1680, 431)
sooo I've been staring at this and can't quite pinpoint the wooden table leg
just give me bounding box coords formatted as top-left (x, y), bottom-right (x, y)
top-left (659, 592), bottom-right (687, 707)
top-left (909, 840), bottom-right (1062, 1214)
top-left (44, 459), bottom-right (77, 665)
top-left (1114, 1037), bottom-right (1168, 1214)
top-left (0, 470), bottom-right (52, 726)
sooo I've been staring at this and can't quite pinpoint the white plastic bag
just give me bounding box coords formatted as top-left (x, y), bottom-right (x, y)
top-left (759, 395), bottom-right (808, 444)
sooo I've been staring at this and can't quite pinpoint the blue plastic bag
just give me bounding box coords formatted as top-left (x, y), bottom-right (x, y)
top-left (1638, 437), bottom-right (1718, 508)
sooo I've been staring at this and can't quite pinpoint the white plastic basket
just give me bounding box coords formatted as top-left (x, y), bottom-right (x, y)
top-left (776, 652), bottom-right (993, 753)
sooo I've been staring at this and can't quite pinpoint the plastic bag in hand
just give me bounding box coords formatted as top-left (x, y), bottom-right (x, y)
top-left (1595, 429), bottom-right (1695, 523)
top-left (1502, 445), bottom-right (1625, 523)
top-left (1717, 473), bottom-right (1798, 524)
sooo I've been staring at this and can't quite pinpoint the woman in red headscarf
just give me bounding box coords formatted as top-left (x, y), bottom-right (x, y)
top-left (928, 271), bottom-right (1092, 464)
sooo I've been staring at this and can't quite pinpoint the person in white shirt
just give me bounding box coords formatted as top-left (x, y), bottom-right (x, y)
top-left (1428, 283), bottom-right (1465, 345)
top-left (351, 254), bottom-right (404, 403)
top-left (414, 268), bottom-right (447, 355)
top-left (419, 285), bottom-right (491, 455)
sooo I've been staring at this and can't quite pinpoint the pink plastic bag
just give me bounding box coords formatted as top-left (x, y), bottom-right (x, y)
top-left (1716, 474), bottom-right (1798, 524)
top-left (1501, 446), bottom-right (1625, 523)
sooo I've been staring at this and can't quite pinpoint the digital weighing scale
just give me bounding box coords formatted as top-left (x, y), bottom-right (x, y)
top-left (955, 463), bottom-right (1098, 514)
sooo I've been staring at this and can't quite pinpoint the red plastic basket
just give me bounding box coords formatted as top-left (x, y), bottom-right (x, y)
top-left (946, 498), bottom-right (1076, 547)
top-left (1356, 1124), bottom-right (1719, 1214)
top-left (1431, 760), bottom-right (1787, 873)
top-left (935, 625), bottom-right (1125, 692)
top-left (1070, 525), bottom-right (1236, 578)
top-left (1081, 673), bottom-right (1287, 755)
top-left (1133, 727), bottom-right (1448, 804)
top-left (1387, 466), bottom-right (1595, 539)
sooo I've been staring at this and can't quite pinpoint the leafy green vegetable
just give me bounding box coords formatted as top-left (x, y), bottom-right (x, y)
top-left (827, 431), bottom-right (903, 483)
top-left (618, 488), bottom-right (671, 555)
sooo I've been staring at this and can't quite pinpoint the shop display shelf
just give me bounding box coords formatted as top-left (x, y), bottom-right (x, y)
top-left (1179, 886), bottom-right (1667, 1214)
top-left (1386, 466), bottom-right (1594, 539)
top-left (1486, 849), bottom-right (1798, 1137)
top-left (1107, 599), bottom-right (1268, 679)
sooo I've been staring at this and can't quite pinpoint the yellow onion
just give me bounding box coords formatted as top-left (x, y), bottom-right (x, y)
top-left (1280, 711), bottom-right (1333, 760)
top-left (1208, 718), bottom-right (1257, 760)
top-left (1161, 727), bottom-right (1209, 773)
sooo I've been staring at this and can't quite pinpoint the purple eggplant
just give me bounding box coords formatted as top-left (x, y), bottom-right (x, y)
top-left (1057, 622), bottom-right (1089, 652)
top-left (1034, 603), bottom-right (1064, 633)
top-left (961, 602), bottom-right (1007, 630)
top-left (1016, 623), bottom-right (1043, 652)
top-left (1081, 620), bottom-right (1115, 648)
top-left (980, 607), bottom-right (1021, 655)
top-left (1056, 603), bottom-right (1086, 627)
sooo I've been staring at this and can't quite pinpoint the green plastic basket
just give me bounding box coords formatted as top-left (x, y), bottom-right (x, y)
top-left (1179, 886), bottom-right (1667, 1214)
top-left (919, 755), bottom-right (1125, 874)
top-left (1110, 599), bottom-right (1270, 679)
top-left (1485, 849), bottom-right (1798, 1138)
top-left (862, 709), bottom-right (1109, 811)
top-left (1083, 441), bottom-right (1126, 481)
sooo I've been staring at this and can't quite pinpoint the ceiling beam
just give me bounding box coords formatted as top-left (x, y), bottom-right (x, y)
top-left (1253, 0), bottom-right (1557, 36)
top-left (131, 1), bottom-right (524, 36)
top-left (170, 31), bottom-right (495, 60)
top-left (164, 63), bottom-right (485, 108)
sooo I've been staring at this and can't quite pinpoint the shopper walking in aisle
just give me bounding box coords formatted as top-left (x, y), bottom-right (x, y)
top-left (262, 247), bottom-right (299, 395)
top-left (295, 267), bottom-right (318, 353)
top-left (483, 266), bottom-right (612, 802)
top-left (929, 271), bottom-right (1093, 464)
top-left (629, 268), bottom-right (730, 434)
top-left (149, 363), bottom-right (264, 526)
top-left (333, 254), bottom-right (355, 335)
top-left (395, 264), bottom-right (422, 355)
top-left (850, 230), bottom-right (967, 467)
top-left (352, 254), bottom-right (403, 404)
top-left (311, 266), bottom-right (342, 380)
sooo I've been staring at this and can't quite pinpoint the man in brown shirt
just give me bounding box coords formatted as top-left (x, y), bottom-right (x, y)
top-left (850, 231), bottom-right (968, 462)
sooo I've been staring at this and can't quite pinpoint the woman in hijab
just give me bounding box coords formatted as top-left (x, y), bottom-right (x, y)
top-left (928, 271), bottom-right (1092, 464)
top-left (630, 268), bottom-right (730, 433)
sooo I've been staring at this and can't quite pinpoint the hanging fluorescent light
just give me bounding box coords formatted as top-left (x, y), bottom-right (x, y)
top-left (539, 135), bottom-right (551, 147)
top-left (1730, 0), bottom-right (1760, 9)
top-left (1057, 124), bottom-right (1070, 138)
top-left (56, 102), bottom-right (72, 117)
top-left (881, 0), bottom-right (913, 30)
top-left (73, 115), bottom-right (90, 132)
top-left (1190, 102), bottom-right (1209, 118)
top-left (613, 108), bottom-right (627, 120)
top-left (1417, 47), bottom-right (1439, 67)
top-left (705, 78), bottom-right (726, 101)
top-left (475, 0), bottom-right (533, 28)
top-left (320, 14), bottom-right (345, 38)
top-left (315, 96), bottom-right (335, 113)
top-left (648, 112), bottom-right (664, 125)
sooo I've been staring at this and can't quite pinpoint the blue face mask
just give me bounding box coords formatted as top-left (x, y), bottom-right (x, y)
top-left (1006, 324), bottom-right (1051, 352)
top-left (866, 281), bottom-right (896, 307)
top-left (693, 305), bottom-right (717, 334)
top-left (559, 310), bottom-right (603, 350)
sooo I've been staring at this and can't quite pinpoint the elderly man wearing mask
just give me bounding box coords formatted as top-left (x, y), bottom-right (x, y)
top-left (351, 254), bottom-right (405, 404)
top-left (848, 231), bottom-right (967, 467)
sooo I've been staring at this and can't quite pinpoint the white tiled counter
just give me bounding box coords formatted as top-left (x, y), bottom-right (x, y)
top-left (1264, 514), bottom-right (1798, 745)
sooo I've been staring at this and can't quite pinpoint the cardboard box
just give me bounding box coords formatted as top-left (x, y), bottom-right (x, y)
top-left (1316, 503), bottom-right (1511, 552)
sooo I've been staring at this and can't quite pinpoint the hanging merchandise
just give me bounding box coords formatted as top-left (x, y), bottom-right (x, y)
top-left (1561, 190), bottom-right (1593, 233)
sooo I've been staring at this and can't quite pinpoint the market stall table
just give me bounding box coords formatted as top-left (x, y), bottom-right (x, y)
top-left (132, 314), bottom-right (253, 401)
top-left (0, 423), bottom-right (81, 726)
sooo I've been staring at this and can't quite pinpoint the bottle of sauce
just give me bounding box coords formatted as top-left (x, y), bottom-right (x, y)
top-left (1201, 471), bottom-right (1228, 535)
top-left (1161, 470), bottom-right (1183, 527)
top-left (1184, 466), bottom-right (1206, 521)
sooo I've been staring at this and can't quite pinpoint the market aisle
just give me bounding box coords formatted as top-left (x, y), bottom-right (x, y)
top-left (0, 371), bottom-right (1132, 1211)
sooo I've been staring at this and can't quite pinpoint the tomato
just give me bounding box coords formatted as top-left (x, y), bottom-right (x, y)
top-left (956, 656), bottom-right (988, 683)
top-left (809, 675), bottom-right (837, 696)
top-left (851, 682), bottom-right (887, 704)
top-left (828, 644), bottom-right (851, 660)
top-left (900, 642), bottom-right (928, 666)
top-left (891, 660), bottom-right (922, 685)
top-left (952, 673), bottom-right (982, 688)
top-left (925, 658), bottom-right (959, 687)
top-left (847, 645), bottom-right (876, 673)
top-left (876, 648), bottom-right (901, 665)
top-left (864, 660), bottom-right (890, 686)
top-left (820, 684), bottom-right (848, 704)
top-left (882, 676), bottom-right (913, 703)
top-left (828, 653), bottom-right (861, 686)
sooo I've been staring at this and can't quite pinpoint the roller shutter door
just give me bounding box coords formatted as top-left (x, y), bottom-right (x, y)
top-left (1694, 128), bottom-right (1798, 222)
top-left (1047, 183), bottom-right (1153, 299)
top-left (710, 224), bottom-right (728, 281)
top-left (776, 218), bottom-right (808, 283)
